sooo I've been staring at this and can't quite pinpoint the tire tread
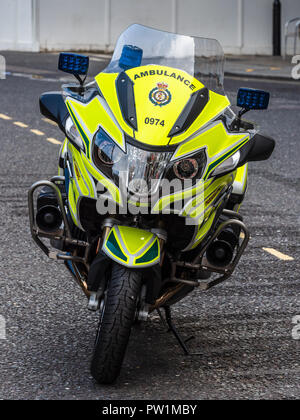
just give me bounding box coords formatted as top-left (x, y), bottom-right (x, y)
top-left (91, 264), bottom-right (141, 384)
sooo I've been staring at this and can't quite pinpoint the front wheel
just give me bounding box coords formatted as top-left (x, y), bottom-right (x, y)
top-left (91, 263), bottom-right (142, 384)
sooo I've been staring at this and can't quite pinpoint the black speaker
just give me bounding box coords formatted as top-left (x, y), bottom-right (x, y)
top-left (36, 205), bottom-right (62, 232)
top-left (206, 239), bottom-right (234, 267)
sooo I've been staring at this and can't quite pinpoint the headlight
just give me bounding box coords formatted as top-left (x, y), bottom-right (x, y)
top-left (173, 158), bottom-right (199, 180)
top-left (65, 116), bottom-right (84, 150)
top-left (93, 128), bottom-right (124, 168)
top-left (93, 130), bottom-right (172, 196)
top-left (97, 140), bottom-right (122, 166)
top-left (169, 150), bottom-right (207, 182)
top-left (210, 150), bottom-right (240, 177)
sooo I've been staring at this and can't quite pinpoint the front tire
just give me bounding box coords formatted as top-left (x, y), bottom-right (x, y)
top-left (91, 263), bottom-right (142, 384)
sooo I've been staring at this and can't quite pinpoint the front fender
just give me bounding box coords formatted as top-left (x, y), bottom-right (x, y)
top-left (102, 225), bottom-right (160, 268)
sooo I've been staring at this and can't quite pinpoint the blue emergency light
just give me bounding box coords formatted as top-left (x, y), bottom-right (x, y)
top-left (237, 88), bottom-right (270, 110)
top-left (119, 45), bottom-right (143, 70)
top-left (58, 53), bottom-right (89, 76)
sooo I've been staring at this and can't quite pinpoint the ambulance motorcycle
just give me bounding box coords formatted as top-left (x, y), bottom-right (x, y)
top-left (28, 24), bottom-right (275, 384)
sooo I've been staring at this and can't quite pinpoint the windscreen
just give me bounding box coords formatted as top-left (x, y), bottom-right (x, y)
top-left (103, 24), bottom-right (225, 94)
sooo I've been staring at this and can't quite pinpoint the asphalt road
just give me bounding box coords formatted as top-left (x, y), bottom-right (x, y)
top-left (0, 52), bottom-right (299, 400)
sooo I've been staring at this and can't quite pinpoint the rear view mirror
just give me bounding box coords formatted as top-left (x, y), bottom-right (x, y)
top-left (58, 53), bottom-right (89, 76)
top-left (40, 92), bottom-right (68, 133)
top-left (237, 88), bottom-right (270, 110)
top-left (246, 134), bottom-right (275, 162)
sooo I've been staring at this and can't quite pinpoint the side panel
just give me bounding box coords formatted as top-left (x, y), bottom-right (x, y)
top-left (66, 96), bottom-right (125, 151)
top-left (182, 173), bottom-right (235, 250)
top-left (172, 122), bottom-right (248, 161)
top-left (172, 121), bottom-right (250, 181)
top-left (66, 142), bottom-right (98, 228)
top-left (168, 91), bottom-right (230, 145)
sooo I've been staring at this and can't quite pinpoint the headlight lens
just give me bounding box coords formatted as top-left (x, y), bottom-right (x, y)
top-left (126, 146), bottom-right (171, 195)
top-left (173, 158), bottom-right (199, 180)
top-left (93, 128), bottom-right (124, 168)
top-left (170, 150), bottom-right (207, 182)
top-left (97, 140), bottom-right (123, 165)
top-left (65, 117), bottom-right (84, 150)
top-left (210, 150), bottom-right (240, 177)
top-left (93, 129), bottom-right (172, 195)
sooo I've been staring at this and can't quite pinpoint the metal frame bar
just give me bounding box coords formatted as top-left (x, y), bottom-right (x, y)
top-left (167, 210), bottom-right (250, 292)
top-left (28, 178), bottom-right (89, 264)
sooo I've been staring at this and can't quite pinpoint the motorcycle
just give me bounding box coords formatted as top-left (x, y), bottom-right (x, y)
top-left (28, 24), bottom-right (275, 384)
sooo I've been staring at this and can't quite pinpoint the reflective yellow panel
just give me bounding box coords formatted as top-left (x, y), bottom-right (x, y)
top-left (95, 73), bottom-right (134, 138)
top-left (126, 65), bottom-right (204, 146)
top-left (173, 122), bottom-right (248, 160)
top-left (69, 97), bottom-right (125, 151)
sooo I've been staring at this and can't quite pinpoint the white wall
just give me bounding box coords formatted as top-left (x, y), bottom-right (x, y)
top-left (109, 0), bottom-right (176, 46)
top-left (38, 0), bottom-right (107, 51)
top-left (0, 0), bottom-right (39, 51)
top-left (1, 0), bottom-right (300, 55)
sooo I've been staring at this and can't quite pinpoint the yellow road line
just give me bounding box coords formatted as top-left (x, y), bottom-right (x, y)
top-left (42, 118), bottom-right (57, 126)
top-left (262, 247), bottom-right (294, 261)
top-left (0, 113), bottom-right (12, 120)
top-left (47, 137), bottom-right (62, 145)
top-left (14, 121), bottom-right (28, 128)
top-left (1, 115), bottom-right (62, 148)
top-left (30, 129), bottom-right (44, 136)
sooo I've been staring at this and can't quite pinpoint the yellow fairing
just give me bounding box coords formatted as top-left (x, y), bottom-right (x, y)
top-left (126, 65), bottom-right (204, 145)
top-left (81, 154), bottom-right (122, 206)
top-left (171, 121), bottom-right (249, 180)
top-left (64, 63), bottom-right (249, 243)
top-left (233, 163), bottom-right (248, 196)
top-left (193, 176), bottom-right (233, 243)
top-left (172, 122), bottom-right (248, 161)
top-left (181, 173), bottom-right (233, 219)
top-left (69, 144), bottom-right (94, 197)
top-left (66, 143), bottom-right (97, 227)
top-left (66, 96), bottom-right (125, 156)
top-left (190, 202), bottom-right (222, 250)
top-left (68, 177), bottom-right (79, 226)
top-left (168, 91), bottom-right (230, 145)
top-left (65, 66), bottom-right (247, 218)
top-left (64, 97), bottom-right (124, 208)
top-left (96, 65), bottom-right (230, 146)
top-left (178, 172), bottom-right (235, 250)
top-left (95, 73), bottom-right (134, 138)
top-left (102, 225), bottom-right (160, 268)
